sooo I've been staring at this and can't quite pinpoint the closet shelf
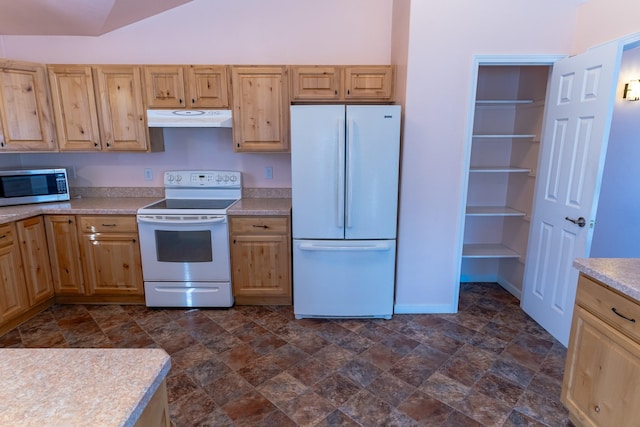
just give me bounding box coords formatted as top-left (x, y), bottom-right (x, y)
top-left (466, 206), bottom-right (527, 217)
top-left (462, 244), bottom-right (521, 259)
top-left (469, 167), bottom-right (531, 173)
top-left (472, 134), bottom-right (536, 139)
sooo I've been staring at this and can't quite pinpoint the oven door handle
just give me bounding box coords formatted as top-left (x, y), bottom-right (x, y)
top-left (137, 216), bottom-right (226, 225)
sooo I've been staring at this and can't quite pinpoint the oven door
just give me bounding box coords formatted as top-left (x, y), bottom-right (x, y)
top-left (137, 214), bottom-right (230, 282)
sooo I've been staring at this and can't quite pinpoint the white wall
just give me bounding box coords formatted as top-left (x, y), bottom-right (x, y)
top-left (590, 46), bottom-right (640, 257)
top-left (575, 1), bottom-right (640, 53)
top-left (0, 0), bottom-right (394, 189)
top-left (394, 0), bottom-right (579, 313)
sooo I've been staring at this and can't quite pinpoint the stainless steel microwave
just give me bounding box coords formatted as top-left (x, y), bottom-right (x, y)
top-left (0, 168), bottom-right (70, 207)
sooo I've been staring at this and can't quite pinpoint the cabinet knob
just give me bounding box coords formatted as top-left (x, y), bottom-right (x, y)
top-left (594, 405), bottom-right (600, 413)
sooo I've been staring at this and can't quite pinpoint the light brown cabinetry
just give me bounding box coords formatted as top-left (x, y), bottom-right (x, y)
top-left (231, 66), bottom-right (290, 152)
top-left (290, 65), bottom-right (394, 102)
top-left (48, 65), bottom-right (162, 152)
top-left (562, 273), bottom-right (640, 427)
top-left (0, 60), bottom-right (57, 151)
top-left (44, 215), bottom-right (85, 295)
top-left (229, 216), bottom-right (291, 305)
top-left (16, 216), bottom-right (54, 306)
top-left (143, 65), bottom-right (229, 108)
top-left (78, 215), bottom-right (144, 297)
top-left (0, 223), bottom-right (29, 324)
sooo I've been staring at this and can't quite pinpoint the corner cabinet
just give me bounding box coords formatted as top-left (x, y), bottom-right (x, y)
top-left (461, 65), bottom-right (550, 295)
top-left (229, 216), bottom-right (292, 305)
top-left (78, 215), bottom-right (144, 298)
top-left (231, 66), bottom-right (290, 152)
top-left (48, 65), bottom-right (163, 152)
top-left (562, 273), bottom-right (640, 427)
top-left (143, 65), bottom-right (230, 109)
top-left (16, 216), bottom-right (54, 306)
top-left (290, 65), bottom-right (394, 102)
top-left (0, 223), bottom-right (29, 325)
top-left (0, 60), bottom-right (57, 152)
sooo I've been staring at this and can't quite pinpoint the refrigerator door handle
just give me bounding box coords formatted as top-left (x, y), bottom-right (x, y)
top-left (346, 118), bottom-right (354, 228)
top-left (337, 118), bottom-right (345, 228)
top-left (298, 242), bottom-right (391, 252)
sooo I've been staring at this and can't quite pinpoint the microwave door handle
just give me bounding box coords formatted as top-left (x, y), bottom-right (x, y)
top-left (137, 216), bottom-right (226, 225)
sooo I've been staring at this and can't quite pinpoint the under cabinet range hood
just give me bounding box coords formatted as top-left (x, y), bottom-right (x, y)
top-left (146, 109), bottom-right (232, 128)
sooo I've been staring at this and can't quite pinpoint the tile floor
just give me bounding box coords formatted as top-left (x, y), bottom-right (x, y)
top-left (0, 283), bottom-right (572, 427)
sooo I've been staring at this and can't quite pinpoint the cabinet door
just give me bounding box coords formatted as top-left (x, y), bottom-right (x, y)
top-left (0, 223), bottom-right (29, 322)
top-left (344, 66), bottom-right (394, 100)
top-left (186, 65), bottom-right (230, 108)
top-left (0, 60), bottom-right (57, 151)
top-left (16, 216), bottom-right (54, 306)
top-left (48, 65), bottom-right (101, 151)
top-left (231, 66), bottom-right (290, 152)
top-left (143, 66), bottom-right (186, 108)
top-left (44, 215), bottom-right (85, 295)
top-left (80, 231), bottom-right (143, 295)
top-left (230, 216), bottom-right (291, 305)
top-left (562, 306), bottom-right (640, 427)
top-left (290, 66), bottom-right (341, 101)
top-left (94, 66), bottom-right (148, 151)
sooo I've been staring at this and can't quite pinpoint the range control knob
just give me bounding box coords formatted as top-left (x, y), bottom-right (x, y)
top-left (175, 175), bottom-right (182, 182)
top-left (223, 175), bottom-right (230, 182)
top-left (166, 174), bottom-right (175, 182)
top-left (230, 175), bottom-right (237, 182)
top-left (215, 175), bottom-right (222, 182)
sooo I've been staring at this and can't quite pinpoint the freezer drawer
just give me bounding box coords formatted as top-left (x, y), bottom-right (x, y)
top-left (293, 239), bottom-right (396, 319)
top-left (144, 281), bottom-right (233, 308)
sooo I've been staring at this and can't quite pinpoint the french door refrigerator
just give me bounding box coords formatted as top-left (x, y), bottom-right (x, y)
top-left (291, 104), bottom-right (401, 319)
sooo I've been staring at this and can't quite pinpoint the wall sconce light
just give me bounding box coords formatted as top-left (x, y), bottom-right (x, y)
top-left (623, 80), bottom-right (640, 101)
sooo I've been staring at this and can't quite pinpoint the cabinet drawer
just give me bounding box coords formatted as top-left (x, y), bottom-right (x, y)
top-left (0, 223), bottom-right (15, 248)
top-left (577, 274), bottom-right (640, 343)
top-left (79, 216), bottom-right (138, 233)
top-left (230, 216), bottom-right (289, 234)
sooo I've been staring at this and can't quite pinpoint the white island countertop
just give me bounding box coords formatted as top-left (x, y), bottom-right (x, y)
top-left (574, 258), bottom-right (640, 302)
top-left (0, 348), bottom-right (171, 427)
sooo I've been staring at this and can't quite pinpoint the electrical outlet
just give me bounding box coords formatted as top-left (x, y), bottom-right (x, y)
top-left (144, 168), bottom-right (153, 181)
top-left (264, 166), bottom-right (273, 180)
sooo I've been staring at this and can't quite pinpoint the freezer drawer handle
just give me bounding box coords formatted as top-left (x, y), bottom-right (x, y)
top-left (298, 243), bottom-right (391, 252)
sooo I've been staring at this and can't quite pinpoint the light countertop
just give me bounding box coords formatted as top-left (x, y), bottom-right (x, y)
top-left (0, 348), bottom-right (171, 427)
top-left (574, 258), bottom-right (640, 302)
top-left (0, 196), bottom-right (291, 224)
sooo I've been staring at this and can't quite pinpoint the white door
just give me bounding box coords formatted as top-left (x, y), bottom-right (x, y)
top-left (521, 41), bottom-right (622, 346)
top-left (291, 105), bottom-right (345, 239)
top-left (346, 105), bottom-right (401, 239)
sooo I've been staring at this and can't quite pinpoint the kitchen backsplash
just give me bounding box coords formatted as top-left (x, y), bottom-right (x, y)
top-left (71, 186), bottom-right (291, 199)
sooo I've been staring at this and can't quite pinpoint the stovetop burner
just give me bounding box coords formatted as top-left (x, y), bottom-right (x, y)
top-left (142, 198), bottom-right (238, 211)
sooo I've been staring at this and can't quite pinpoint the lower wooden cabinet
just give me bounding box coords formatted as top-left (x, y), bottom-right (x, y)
top-left (562, 273), bottom-right (640, 426)
top-left (78, 215), bottom-right (144, 296)
top-left (44, 215), bottom-right (85, 295)
top-left (16, 216), bottom-right (54, 306)
top-left (0, 223), bottom-right (29, 323)
top-left (229, 216), bottom-right (291, 305)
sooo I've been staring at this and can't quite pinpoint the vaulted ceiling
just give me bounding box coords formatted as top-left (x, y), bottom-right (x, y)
top-left (0, 0), bottom-right (193, 36)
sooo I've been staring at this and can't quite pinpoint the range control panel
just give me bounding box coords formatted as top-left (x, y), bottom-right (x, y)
top-left (164, 170), bottom-right (241, 188)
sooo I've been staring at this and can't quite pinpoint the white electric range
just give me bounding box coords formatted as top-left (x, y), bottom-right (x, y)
top-left (136, 170), bottom-right (241, 307)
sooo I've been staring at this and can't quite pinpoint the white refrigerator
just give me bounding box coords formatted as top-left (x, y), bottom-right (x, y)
top-left (291, 104), bottom-right (401, 319)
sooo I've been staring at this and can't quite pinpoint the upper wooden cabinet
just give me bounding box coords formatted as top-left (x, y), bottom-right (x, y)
top-left (143, 65), bottom-right (230, 109)
top-left (48, 65), bottom-right (162, 152)
top-left (0, 60), bottom-right (57, 152)
top-left (231, 66), bottom-right (290, 152)
top-left (291, 65), bottom-right (394, 102)
top-left (48, 65), bottom-right (101, 151)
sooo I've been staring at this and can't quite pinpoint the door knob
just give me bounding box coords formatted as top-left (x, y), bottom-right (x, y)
top-left (565, 216), bottom-right (586, 227)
